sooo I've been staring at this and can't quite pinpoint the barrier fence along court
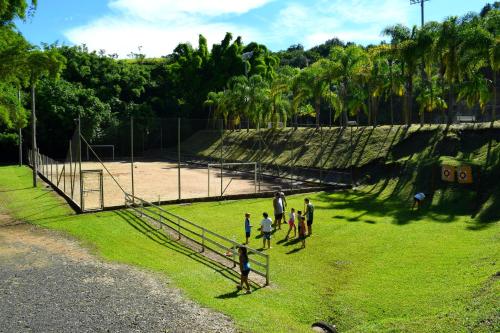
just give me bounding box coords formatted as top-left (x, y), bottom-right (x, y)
top-left (124, 193), bottom-right (270, 285)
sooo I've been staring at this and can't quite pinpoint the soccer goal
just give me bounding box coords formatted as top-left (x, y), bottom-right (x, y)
top-left (207, 162), bottom-right (259, 197)
top-left (86, 145), bottom-right (115, 161)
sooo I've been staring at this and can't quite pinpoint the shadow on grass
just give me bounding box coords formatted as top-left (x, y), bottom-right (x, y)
top-left (114, 210), bottom-right (264, 290)
top-left (0, 187), bottom-right (32, 193)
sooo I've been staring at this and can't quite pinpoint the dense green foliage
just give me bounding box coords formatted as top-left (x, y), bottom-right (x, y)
top-left (1, 2), bottom-right (499, 160)
top-left (0, 166), bottom-right (497, 332)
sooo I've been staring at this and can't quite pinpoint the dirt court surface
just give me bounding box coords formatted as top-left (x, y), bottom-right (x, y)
top-left (0, 214), bottom-right (235, 333)
top-left (48, 160), bottom-right (284, 209)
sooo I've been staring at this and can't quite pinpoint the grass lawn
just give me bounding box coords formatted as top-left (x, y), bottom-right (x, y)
top-left (0, 165), bottom-right (498, 332)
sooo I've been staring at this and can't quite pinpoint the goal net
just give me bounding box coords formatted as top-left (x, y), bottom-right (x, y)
top-left (86, 145), bottom-right (115, 161)
top-left (207, 162), bottom-right (259, 197)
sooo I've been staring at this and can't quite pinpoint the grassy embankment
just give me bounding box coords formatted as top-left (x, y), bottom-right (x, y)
top-left (0, 165), bottom-right (498, 332)
top-left (181, 123), bottom-right (500, 223)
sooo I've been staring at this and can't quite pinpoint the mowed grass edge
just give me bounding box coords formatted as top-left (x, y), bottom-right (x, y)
top-left (0, 166), bottom-right (498, 332)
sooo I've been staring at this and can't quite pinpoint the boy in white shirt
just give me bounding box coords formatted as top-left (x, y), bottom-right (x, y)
top-left (260, 212), bottom-right (273, 249)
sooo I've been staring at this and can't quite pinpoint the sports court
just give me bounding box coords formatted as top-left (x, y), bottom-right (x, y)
top-left (45, 159), bottom-right (295, 209)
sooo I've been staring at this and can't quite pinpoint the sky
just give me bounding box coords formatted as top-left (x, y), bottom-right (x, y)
top-left (15, 0), bottom-right (491, 58)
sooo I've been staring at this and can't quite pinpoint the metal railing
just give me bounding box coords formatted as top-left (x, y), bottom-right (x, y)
top-left (124, 193), bottom-right (270, 285)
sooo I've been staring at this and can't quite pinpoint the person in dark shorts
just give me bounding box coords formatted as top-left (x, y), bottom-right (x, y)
top-left (244, 213), bottom-right (252, 244)
top-left (260, 212), bottom-right (273, 249)
top-left (304, 198), bottom-right (314, 236)
top-left (273, 192), bottom-right (284, 230)
top-left (237, 246), bottom-right (251, 294)
top-left (277, 188), bottom-right (287, 224)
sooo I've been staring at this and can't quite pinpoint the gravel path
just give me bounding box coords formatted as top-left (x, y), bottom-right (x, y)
top-left (0, 215), bottom-right (235, 333)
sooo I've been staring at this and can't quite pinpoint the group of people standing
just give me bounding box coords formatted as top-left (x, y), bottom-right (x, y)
top-left (243, 190), bottom-right (315, 250)
top-left (237, 190), bottom-right (315, 293)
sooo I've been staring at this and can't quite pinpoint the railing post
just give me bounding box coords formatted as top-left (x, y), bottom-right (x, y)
top-left (201, 229), bottom-right (205, 252)
top-left (50, 158), bottom-right (53, 182)
top-left (63, 165), bottom-right (66, 193)
top-left (232, 243), bottom-right (237, 268)
top-left (265, 254), bottom-right (270, 285)
top-left (177, 217), bottom-right (181, 240)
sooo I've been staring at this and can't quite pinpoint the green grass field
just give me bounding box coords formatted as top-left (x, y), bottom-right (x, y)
top-left (0, 165), bottom-right (498, 332)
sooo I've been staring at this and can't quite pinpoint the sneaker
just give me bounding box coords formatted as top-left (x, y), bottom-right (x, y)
top-left (246, 290), bottom-right (252, 294)
top-left (236, 284), bottom-right (243, 290)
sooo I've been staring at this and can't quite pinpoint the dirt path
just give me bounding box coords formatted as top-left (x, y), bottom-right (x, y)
top-left (0, 214), bottom-right (235, 333)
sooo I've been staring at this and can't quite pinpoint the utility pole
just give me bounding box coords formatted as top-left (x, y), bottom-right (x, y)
top-left (410, 0), bottom-right (429, 27)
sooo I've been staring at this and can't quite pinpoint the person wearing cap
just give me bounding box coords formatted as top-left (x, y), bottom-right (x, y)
top-left (412, 192), bottom-right (426, 210)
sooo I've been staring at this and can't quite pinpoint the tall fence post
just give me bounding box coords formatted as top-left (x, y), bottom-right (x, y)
top-left (207, 165), bottom-right (210, 197)
top-left (78, 116), bottom-right (83, 210)
top-left (178, 117), bottom-right (181, 201)
top-left (220, 119), bottom-right (223, 197)
top-left (18, 128), bottom-right (22, 167)
top-left (130, 116), bottom-right (135, 203)
top-left (69, 142), bottom-right (73, 199)
top-left (31, 86), bottom-right (37, 187)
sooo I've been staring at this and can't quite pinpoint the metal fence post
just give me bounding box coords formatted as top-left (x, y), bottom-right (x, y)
top-left (220, 119), bottom-right (223, 197)
top-left (50, 158), bottom-right (53, 183)
top-left (69, 141), bottom-right (74, 199)
top-left (178, 117), bottom-right (181, 200)
top-left (78, 116), bottom-right (83, 210)
top-left (130, 116), bottom-right (135, 203)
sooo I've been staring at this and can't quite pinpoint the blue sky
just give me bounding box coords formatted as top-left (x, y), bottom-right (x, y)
top-left (16, 0), bottom-right (491, 58)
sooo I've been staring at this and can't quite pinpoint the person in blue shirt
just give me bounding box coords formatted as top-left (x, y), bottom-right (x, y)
top-left (244, 213), bottom-right (252, 244)
top-left (237, 246), bottom-right (251, 294)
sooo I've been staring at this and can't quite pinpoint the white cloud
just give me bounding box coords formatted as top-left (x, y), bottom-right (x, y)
top-left (66, 17), bottom-right (261, 58)
top-left (109, 0), bottom-right (273, 19)
top-left (64, 0), bottom-right (411, 57)
top-left (272, 0), bottom-right (410, 49)
top-left (65, 0), bottom-right (271, 57)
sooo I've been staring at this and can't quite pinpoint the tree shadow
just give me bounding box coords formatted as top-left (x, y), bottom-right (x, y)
top-left (115, 210), bottom-right (263, 288)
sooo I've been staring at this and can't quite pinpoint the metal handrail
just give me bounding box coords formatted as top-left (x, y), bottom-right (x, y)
top-left (124, 192), bottom-right (270, 284)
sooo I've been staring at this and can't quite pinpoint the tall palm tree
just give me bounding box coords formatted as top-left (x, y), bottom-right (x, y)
top-left (438, 17), bottom-right (464, 123)
top-left (329, 45), bottom-right (370, 126)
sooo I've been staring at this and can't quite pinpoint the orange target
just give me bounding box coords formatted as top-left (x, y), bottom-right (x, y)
top-left (441, 165), bottom-right (455, 182)
top-left (457, 165), bottom-right (473, 184)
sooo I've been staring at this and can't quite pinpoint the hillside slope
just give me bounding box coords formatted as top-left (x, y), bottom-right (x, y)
top-left (180, 122), bottom-right (500, 224)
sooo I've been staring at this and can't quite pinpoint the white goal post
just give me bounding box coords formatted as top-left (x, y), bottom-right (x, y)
top-left (86, 145), bottom-right (115, 161)
top-left (207, 162), bottom-right (258, 196)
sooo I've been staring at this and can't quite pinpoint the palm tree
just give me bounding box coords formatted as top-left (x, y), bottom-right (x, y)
top-left (438, 17), bottom-right (464, 123)
top-left (382, 24), bottom-right (418, 125)
top-left (329, 45), bottom-right (370, 126)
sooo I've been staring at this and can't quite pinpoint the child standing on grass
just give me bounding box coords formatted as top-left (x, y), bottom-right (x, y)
top-left (260, 212), bottom-right (273, 249)
top-left (285, 208), bottom-right (296, 240)
top-left (298, 216), bottom-right (306, 248)
top-left (237, 246), bottom-right (251, 294)
top-left (244, 213), bottom-right (251, 244)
